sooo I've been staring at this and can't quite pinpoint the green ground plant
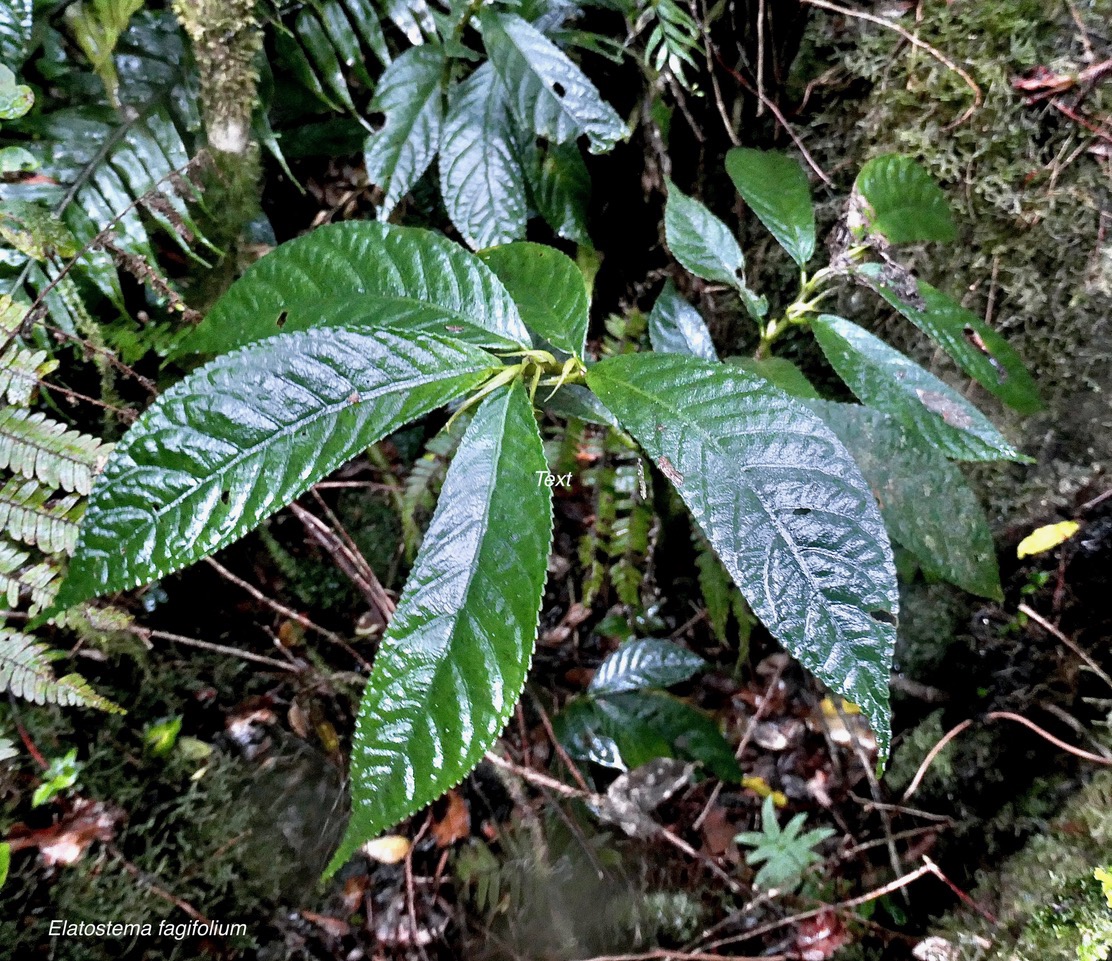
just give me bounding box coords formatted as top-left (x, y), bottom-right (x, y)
top-left (41, 145), bottom-right (1036, 874)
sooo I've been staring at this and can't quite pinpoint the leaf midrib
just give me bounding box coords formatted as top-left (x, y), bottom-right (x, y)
top-left (104, 360), bottom-right (491, 561)
top-left (597, 369), bottom-right (872, 645)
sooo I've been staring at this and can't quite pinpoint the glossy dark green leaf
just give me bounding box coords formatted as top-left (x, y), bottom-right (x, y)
top-left (177, 222), bottom-right (529, 357)
top-left (293, 6), bottom-right (358, 111)
top-left (648, 279), bottom-right (717, 361)
top-left (664, 181), bottom-right (765, 321)
top-left (725, 148), bottom-right (815, 266)
top-left (481, 10), bottom-right (628, 154)
top-left (854, 155), bottom-right (956, 244)
top-left (363, 45), bottom-right (445, 218)
top-left (811, 315), bottom-right (1027, 463)
top-left (327, 380), bottom-right (552, 875)
top-left (589, 638), bottom-right (706, 695)
top-left (479, 243), bottom-right (588, 356)
top-left (559, 691), bottom-right (741, 781)
top-left (529, 140), bottom-right (591, 245)
top-left (856, 263), bottom-right (1043, 414)
top-left (440, 64), bottom-right (528, 250)
top-left (813, 401), bottom-right (1001, 599)
top-left (52, 328), bottom-right (499, 612)
top-left (725, 356), bottom-right (820, 399)
top-left (588, 353), bottom-right (898, 759)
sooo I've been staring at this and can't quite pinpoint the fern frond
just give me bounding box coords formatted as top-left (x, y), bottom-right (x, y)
top-left (0, 294), bottom-right (57, 406)
top-left (0, 408), bottom-right (111, 495)
top-left (400, 419), bottom-right (467, 559)
top-left (0, 627), bottom-right (122, 712)
top-left (0, 477), bottom-right (83, 555)
top-left (0, 537), bottom-right (59, 611)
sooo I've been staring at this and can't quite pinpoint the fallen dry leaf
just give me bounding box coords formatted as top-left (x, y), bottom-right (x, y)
top-left (362, 835), bottom-right (411, 864)
top-left (431, 790), bottom-right (471, 847)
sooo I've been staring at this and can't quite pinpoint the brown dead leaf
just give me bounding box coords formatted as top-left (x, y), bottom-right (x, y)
top-left (7, 799), bottom-right (125, 866)
top-left (300, 910), bottom-right (351, 939)
top-left (431, 790), bottom-right (471, 847)
top-left (699, 806), bottom-right (737, 858)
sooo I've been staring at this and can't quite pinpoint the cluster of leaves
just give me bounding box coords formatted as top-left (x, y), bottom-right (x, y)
top-left (555, 638), bottom-right (740, 779)
top-left (270, 0), bottom-right (628, 248)
top-left (735, 794), bottom-right (835, 892)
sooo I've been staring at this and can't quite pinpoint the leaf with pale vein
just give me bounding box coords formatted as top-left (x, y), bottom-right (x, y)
top-left (328, 380), bottom-right (551, 875)
top-left (364, 45), bottom-right (445, 219)
top-left (811, 314), bottom-right (1027, 463)
top-left (587, 354), bottom-right (898, 760)
top-left (177, 222), bottom-right (528, 356)
top-left (664, 181), bottom-right (765, 320)
top-left (481, 10), bottom-right (627, 153)
top-left (52, 328), bottom-right (498, 612)
top-left (440, 64), bottom-right (527, 250)
top-left (590, 638), bottom-right (706, 695)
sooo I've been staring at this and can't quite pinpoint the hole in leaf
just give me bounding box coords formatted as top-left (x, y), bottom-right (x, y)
top-left (220, 489), bottom-right (231, 506)
top-left (366, 111), bottom-right (386, 133)
top-left (276, 310), bottom-right (288, 329)
top-left (792, 507), bottom-right (812, 516)
top-left (553, 82), bottom-right (566, 97)
top-left (869, 609), bottom-right (897, 626)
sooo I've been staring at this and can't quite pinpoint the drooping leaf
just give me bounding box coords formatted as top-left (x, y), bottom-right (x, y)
top-left (589, 638), bottom-right (706, 695)
top-left (479, 242), bottom-right (589, 356)
top-left (853, 155), bottom-right (956, 245)
top-left (364, 45), bottom-right (446, 219)
top-left (440, 64), bottom-right (528, 250)
top-left (481, 10), bottom-right (628, 154)
top-left (648, 279), bottom-right (717, 361)
top-left (542, 384), bottom-right (619, 428)
top-left (725, 356), bottom-right (820, 399)
top-left (177, 222), bottom-right (530, 356)
top-left (725, 148), bottom-right (815, 266)
top-left (813, 401), bottom-right (1001, 599)
top-left (52, 328), bottom-right (499, 612)
top-left (587, 353), bottom-right (898, 759)
top-left (328, 380), bottom-right (552, 875)
top-left (529, 140), bottom-right (591, 245)
top-left (811, 314), bottom-right (1027, 463)
top-left (664, 181), bottom-right (765, 320)
top-left (0, 841), bottom-right (9, 891)
top-left (856, 263), bottom-right (1042, 414)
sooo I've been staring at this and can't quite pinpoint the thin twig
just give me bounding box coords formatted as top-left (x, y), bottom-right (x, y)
top-left (134, 626), bottom-right (299, 672)
top-left (802, 0), bottom-right (982, 126)
top-left (712, 49), bottom-right (833, 186)
top-left (1018, 602), bottom-right (1112, 689)
top-left (202, 556), bottom-right (354, 653)
top-left (902, 710), bottom-right (1112, 803)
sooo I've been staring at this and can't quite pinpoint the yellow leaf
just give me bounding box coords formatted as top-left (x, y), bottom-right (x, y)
top-left (820, 697), bottom-right (861, 717)
top-left (1017, 521), bottom-right (1080, 558)
top-left (1095, 866), bottom-right (1112, 908)
top-left (742, 776), bottom-right (787, 808)
top-left (362, 835), bottom-right (411, 864)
